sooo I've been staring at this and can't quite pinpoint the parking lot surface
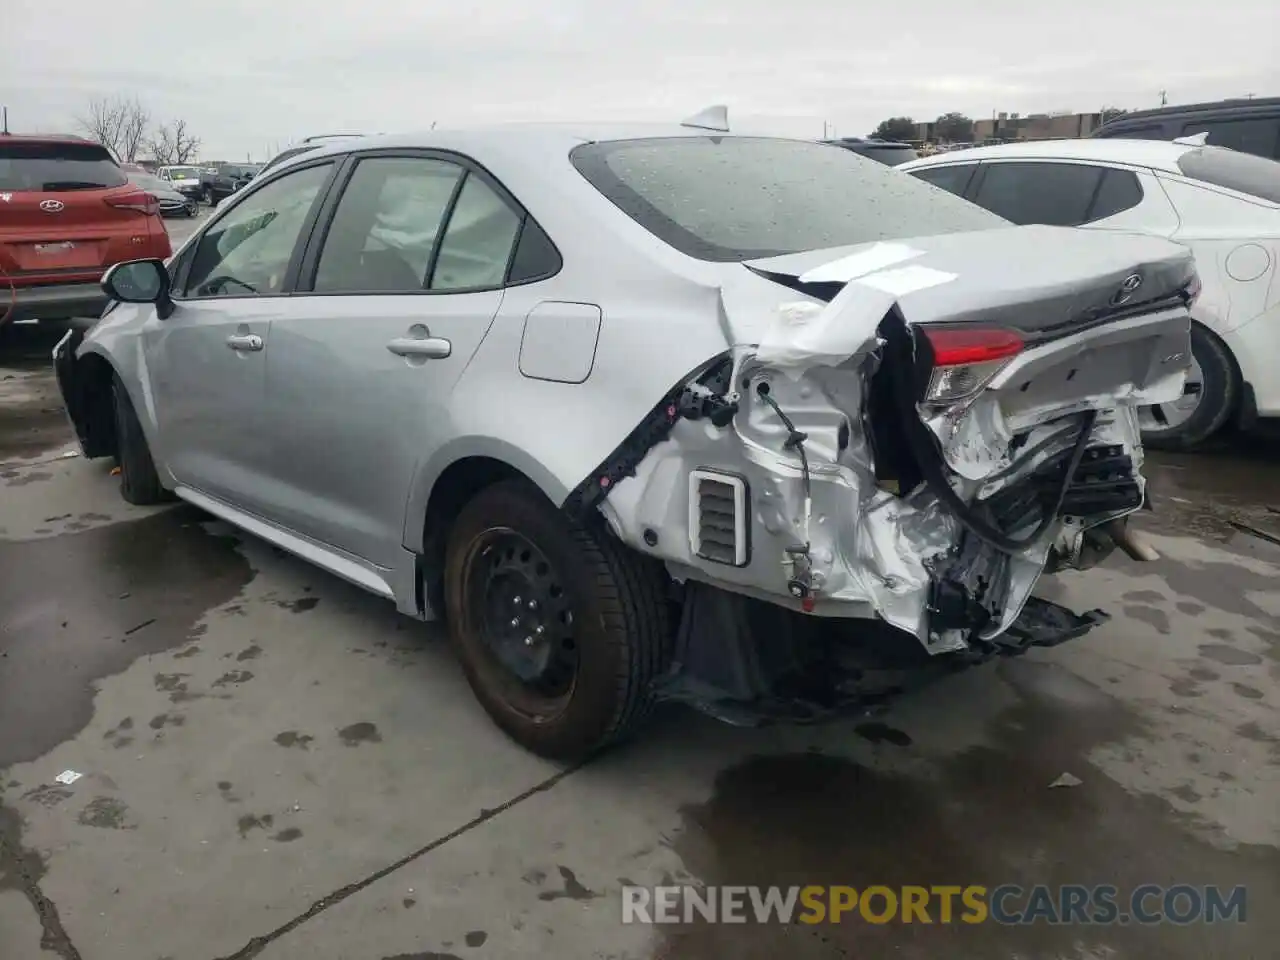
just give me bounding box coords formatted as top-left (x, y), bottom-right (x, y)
top-left (1, 219), bottom-right (1278, 958)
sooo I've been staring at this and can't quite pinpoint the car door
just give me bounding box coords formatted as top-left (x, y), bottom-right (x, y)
top-left (259, 152), bottom-right (528, 568)
top-left (146, 159), bottom-right (336, 511)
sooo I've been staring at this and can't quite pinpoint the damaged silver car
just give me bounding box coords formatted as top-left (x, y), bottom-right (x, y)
top-left (53, 119), bottom-right (1198, 760)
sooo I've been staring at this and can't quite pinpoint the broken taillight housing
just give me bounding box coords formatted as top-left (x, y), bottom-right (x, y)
top-left (920, 325), bottom-right (1024, 404)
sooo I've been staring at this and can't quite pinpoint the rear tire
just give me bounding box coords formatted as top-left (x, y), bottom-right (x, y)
top-left (111, 375), bottom-right (171, 505)
top-left (1140, 323), bottom-right (1239, 451)
top-left (443, 479), bottom-right (673, 761)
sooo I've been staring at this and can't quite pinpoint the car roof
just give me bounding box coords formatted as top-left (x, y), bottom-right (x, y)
top-left (1099, 96), bottom-right (1280, 125)
top-left (272, 123), bottom-right (820, 170)
top-left (898, 138), bottom-right (1196, 173)
top-left (0, 133), bottom-right (107, 148)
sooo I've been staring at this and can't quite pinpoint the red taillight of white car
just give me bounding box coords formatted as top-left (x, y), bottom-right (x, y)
top-left (920, 325), bottom-right (1024, 404)
top-left (105, 191), bottom-right (160, 217)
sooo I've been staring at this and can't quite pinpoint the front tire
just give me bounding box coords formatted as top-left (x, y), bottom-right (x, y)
top-left (1139, 323), bottom-right (1239, 450)
top-left (444, 480), bottom-right (673, 761)
top-left (111, 375), bottom-right (171, 505)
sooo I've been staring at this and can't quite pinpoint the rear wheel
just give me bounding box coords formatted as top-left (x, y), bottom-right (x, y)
top-left (111, 375), bottom-right (171, 505)
top-left (443, 480), bottom-right (673, 761)
top-left (1139, 323), bottom-right (1239, 450)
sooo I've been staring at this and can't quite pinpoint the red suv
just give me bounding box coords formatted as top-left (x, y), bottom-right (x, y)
top-left (1, 134), bottom-right (172, 326)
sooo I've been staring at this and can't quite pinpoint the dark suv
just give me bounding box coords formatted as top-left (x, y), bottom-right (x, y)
top-left (822, 137), bottom-right (919, 166)
top-left (200, 162), bottom-right (264, 207)
top-left (1092, 97), bottom-right (1280, 160)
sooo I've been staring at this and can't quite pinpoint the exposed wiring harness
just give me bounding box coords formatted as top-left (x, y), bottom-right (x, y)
top-left (756, 381), bottom-right (814, 550)
top-left (892, 351), bottom-right (1100, 553)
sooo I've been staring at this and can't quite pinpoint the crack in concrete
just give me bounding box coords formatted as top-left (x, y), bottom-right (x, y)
top-left (0, 802), bottom-right (84, 960)
top-left (210, 762), bottom-right (584, 960)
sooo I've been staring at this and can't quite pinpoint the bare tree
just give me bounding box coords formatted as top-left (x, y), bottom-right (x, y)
top-left (118, 98), bottom-right (151, 162)
top-left (76, 97), bottom-right (127, 156)
top-left (76, 95), bottom-right (153, 161)
top-left (148, 119), bottom-right (201, 165)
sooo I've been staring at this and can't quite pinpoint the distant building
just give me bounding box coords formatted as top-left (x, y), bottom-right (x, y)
top-left (913, 111), bottom-right (1106, 145)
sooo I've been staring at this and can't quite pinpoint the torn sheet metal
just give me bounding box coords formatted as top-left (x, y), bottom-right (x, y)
top-left (601, 230), bottom-right (1194, 657)
top-left (920, 306), bottom-right (1190, 483)
top-left (754, 255), bottom-right (958, 378)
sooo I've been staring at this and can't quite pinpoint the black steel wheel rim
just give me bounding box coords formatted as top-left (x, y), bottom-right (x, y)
top-left (465, 526), bottom-right (580, 709)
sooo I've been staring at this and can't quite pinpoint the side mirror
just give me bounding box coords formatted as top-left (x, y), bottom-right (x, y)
top-left (102, 259), bottom-right (175, 319)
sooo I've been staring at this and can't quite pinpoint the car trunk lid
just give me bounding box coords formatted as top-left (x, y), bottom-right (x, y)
top-left (739, 224), bottom-right (1197, 478)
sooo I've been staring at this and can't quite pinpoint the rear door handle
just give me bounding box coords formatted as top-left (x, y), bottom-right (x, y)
top-left (387, 336), bottom-right (451, 359)
top-left (226, 334), bottom-right (264, 352)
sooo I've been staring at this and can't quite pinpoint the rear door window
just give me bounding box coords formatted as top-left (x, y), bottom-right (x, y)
top-left (1085, 169), bottom-right (1144, 221)
top-left (0, 141), bottom-right (127, 192)
top-left (429, 174), bottom-right (523, 291)
top-left (970, 162), bottom-right (1103, 226)
top-left (312, 156), bottom-right (463, 293)
top-left (909, 163), bottom-right (977, 198)
top-left (1180, 117), bottom-right (1280, 160)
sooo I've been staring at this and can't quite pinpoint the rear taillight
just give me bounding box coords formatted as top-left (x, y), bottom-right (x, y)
top-left (105, 191), bottom-right (160, 216)
top-left (920, 326), bottom-right (1023, 404)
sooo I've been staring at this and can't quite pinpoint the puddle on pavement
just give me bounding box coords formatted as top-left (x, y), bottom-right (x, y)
top-left (660, 659), bottom-right (1280, 960)
top-left (0, 505), bottom-right (253, 768)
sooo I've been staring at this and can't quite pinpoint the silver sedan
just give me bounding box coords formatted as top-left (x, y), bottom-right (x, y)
top-left (53, 120), bottom-right (1197, 759)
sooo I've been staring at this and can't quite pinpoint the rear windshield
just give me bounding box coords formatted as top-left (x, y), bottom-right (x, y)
top-left (570, 137), bottom-right (1004, 261)
top-left (1176, 146), bottom-right (1280, 204)
top-left (167, 166), bottom-right (200, 179)
top-left (0, 141), bottom-right (127, 192)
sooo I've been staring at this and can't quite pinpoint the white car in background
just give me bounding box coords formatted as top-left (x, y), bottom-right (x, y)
top-left (900, 139), bottom-right (1280, 449)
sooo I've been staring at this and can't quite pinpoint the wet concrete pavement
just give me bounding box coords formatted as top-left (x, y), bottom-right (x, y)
top-left (2, 319), bottom-right (1278, 960)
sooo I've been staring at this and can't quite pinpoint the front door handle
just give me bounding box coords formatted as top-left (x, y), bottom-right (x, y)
top-left (387, 336), bottom-right (451, 359)
top-left (227, 333), bottom-right (264, 352)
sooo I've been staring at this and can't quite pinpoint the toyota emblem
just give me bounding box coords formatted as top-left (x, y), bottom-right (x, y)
top-left (1110, 273), bottom-right (1143, 306)
top-left (39, 199), bottom-right (65, 213)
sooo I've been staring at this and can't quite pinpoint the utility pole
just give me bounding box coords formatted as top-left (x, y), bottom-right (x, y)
top-left (1159, 89), bottom-right (1168, 107)
top-left (1, 106), bottom-right (8, 135)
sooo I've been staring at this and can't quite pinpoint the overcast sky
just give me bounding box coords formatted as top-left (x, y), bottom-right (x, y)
top-left (4, 0), bottom-right (1276, 161)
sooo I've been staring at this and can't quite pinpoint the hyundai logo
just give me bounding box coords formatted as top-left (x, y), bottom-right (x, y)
top-left (39, 199), bottom-right (65, 213)
top-left (1110, 273), bottom-right (1143, 306)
